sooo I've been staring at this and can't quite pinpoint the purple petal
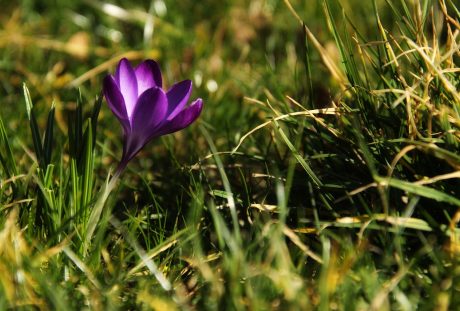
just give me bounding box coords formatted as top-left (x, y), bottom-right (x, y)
top-left (115, 58), bottom-right (138, 118)
top-left (166, 80), bottom-right (192, 120)
top-left (103, 75), bottom-right (130, 132)
top-left (135, 60), bottom-right (162, 95)
top-left (122, 87), bottom-right (168, 162)
top-left (132, 87), bottom-right (168, 132)
top-left (157, 98), bottom-right (203, 136)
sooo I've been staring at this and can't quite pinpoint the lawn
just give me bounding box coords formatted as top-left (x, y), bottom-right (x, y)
top-left (0, 0), bottom-right (460, 310)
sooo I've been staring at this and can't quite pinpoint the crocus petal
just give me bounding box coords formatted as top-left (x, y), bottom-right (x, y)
top-left (103, 76), bottom-right (128, 120)
top-left (157, 98), bottom-right (203, 136)
top-left (104, 58), bottom-right (204, 169)
top-left (103, 75), bottom-right (130, 132)
top-left (115, 58), bottom-right (138, 119)
top-left (122, 87), bottom-right (169, 162)
top-left (132, 87), bottom-right (168, 132)
top-left (166, 80), bottom-right (192, 120)
top-left (135, 60), bottom-right (162, 95)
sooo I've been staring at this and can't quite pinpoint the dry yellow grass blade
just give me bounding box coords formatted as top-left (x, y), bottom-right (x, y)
top-left (250, 203), bottom-right (279, 213)
top-left (232, 108), bottom-right (340, 153)
top-left (414, 171), bottom-right (460, 185)
top-left (406, 37), bottom-right (460, 103)
top-left (372, 86), bottom-right (427, 108)
top-left (1, 199), bottom-right (34, 211)
top-left (0, 210), bottom-right (45, 308)
top-left (283, 227), bottom-right (323, 264)
top-left (387, 145), bottom-right (417, 178)
top-left (440, 0), bottom-right (460, 30)
top-left (0, 174), bottom-right (26, 189)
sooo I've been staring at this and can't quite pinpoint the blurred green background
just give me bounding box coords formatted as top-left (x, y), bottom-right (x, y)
top-left (0, 0), bottom-right (391, 133)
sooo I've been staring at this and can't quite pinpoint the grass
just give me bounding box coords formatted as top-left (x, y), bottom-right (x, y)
top-left (0, 0), bottom-right (460, 309)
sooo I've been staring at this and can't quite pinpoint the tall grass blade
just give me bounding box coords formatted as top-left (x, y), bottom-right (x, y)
top-left (90, 94), bottom-right (103, 147)
top-left (23, 83), bottom-right (44, 168)
top-left (376, 176), bottom-right (460, 206)
top-left (81, 118), bottom-right (94, 217)
top-left (43, 102), bottom-right (55, 166)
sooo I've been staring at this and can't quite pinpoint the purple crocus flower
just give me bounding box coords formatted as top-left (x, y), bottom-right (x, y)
top-left (103, 58), bottom-right (203, 170)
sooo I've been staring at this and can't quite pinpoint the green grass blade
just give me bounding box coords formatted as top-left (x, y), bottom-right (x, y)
top-left (83, 169), bottom-right (121, 257)
top-left (384, 0), bottom-right (415, 35)
top-left (302, 23), bottom-right (315, 109)
top-left (82, 119), bottom-right (94, 215)
top-left (323, 0), bottom-right (359, 87)
top-left (43, 102), bottom-right (55, 166)
top-left (90, 94), bottom-right (102, 148)
top-left (376, 176), bottom-right (460, 206)
top-left (272, 118), bottom-right (322, 187)
top-left (200, 125), bottom-right (242, 246)
top-left (447, 0), bottom-right (460, 18)
top-left (75, 91), bottom-right (83, 160)
top-left (70, 158), bottom-right (79, 219)
top-left (23, 83), bottom-right (44, 168)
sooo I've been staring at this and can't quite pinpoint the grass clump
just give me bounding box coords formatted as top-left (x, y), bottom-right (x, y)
top-left (0, 0), bottom-right (460, 309)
